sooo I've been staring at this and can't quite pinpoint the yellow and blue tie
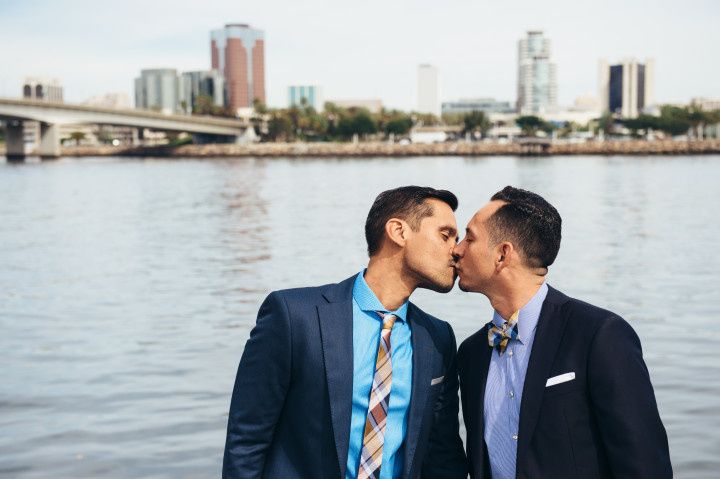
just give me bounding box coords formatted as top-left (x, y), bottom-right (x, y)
top-left (487, 310), bottom-right (520, 355)
top-left (357, 312), bottom-right (396, 479)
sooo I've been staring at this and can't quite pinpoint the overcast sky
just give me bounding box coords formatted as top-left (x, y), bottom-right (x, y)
top-left (0, 0), bottom-right (718, 110)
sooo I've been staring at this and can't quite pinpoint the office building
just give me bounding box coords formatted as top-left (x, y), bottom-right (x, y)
top-left (180, 70), bottom-right (225, 114)
top-left (134, 69), bottom-right (181, 114)
top-left (23, 77), bottom-right (63, 102)
top-left (288, 85), bottom-right (324, 110)
top-left (517, 31), bottom-right (557, 115)
top-left (598, 59), bottom-right (655, 118)
top-left (417, 64), bottom-right (440, 117)
top-left (211, 23), bottom-right (265, 112)
top-left (441, 98), bottom-right (515, 116)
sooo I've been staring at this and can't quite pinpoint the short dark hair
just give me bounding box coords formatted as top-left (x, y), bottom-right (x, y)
top-left (365, 186), bottom-right (458, 256)
top-left (488, 186), bottom-right (562, 269)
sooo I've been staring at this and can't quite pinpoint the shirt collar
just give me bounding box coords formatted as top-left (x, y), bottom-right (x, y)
top-left (491, 282), bottom-right (548, 343)
top-left (352, 270), bottom-right (409, 322)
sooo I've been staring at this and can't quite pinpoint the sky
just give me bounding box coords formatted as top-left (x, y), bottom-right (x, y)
top-left (0, 0), bottom-right (718, 110)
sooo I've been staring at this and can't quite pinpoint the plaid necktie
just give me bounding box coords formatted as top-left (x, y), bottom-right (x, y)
top-left (487, 310), bottom-right (519, 355)
top-left (357, 311), bottom-right (397, 479)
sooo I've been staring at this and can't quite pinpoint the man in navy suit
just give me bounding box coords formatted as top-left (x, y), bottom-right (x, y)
top-left (452, 186), bottom-right (672, 479)
top-left (223, 186), bottom-right (468, 479)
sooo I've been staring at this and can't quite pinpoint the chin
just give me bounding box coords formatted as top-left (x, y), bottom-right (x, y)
top-left (458, 278), bottom-right (477, 293)
top-left (418, 274), bottom-right (455, 294)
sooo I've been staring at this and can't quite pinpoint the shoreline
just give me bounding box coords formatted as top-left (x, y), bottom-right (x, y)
top-left (4, 139), bottom-right (720, 158)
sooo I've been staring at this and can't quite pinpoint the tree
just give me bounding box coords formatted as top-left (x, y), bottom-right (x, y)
top-left (462, 111), bottom-right (491, 137)
top-left (515, 115), bottom-right (546, 136)
top-left (656, 106), bottom-right (691, 137)
top-left (69, 131), bottom-right (86, 145)
top-left (384, 117), bottom-right (414, 136)
top-left (337, 110), bottom-right (377, 139)
top-left (268, 113), bottom-right (294, 141)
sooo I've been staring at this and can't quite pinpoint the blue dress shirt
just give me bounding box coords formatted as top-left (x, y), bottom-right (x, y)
top-left (484, 282), bottom-right (549, 479)
top-left (346, 271), bottom-right (413, 479)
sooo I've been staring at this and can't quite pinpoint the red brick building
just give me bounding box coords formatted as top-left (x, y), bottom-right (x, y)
top-left (211, 24), bottom-right (265, 112)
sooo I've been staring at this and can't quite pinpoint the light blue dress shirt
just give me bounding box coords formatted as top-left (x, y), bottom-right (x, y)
top-left (484, 282), bottom-right (549, 479)
top-left (346, 271), bottom-right (413, 479)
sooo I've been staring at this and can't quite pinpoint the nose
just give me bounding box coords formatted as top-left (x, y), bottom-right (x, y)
top-left (452, 241), bottom-right (464, 261)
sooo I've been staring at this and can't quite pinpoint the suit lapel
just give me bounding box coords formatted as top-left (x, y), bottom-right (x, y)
top-left (317, 276), bottom-right (356, 478)
top-left (402, 305), bottom-right (436, 479)
top-left (473, 323), bottom-right (493, 456)
top-left (516, 287), bottom-right (569, 469)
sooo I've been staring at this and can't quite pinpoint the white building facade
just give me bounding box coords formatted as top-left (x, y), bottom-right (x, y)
top-left (417, 64), bottom-right (440, 117)
top-left (517, 31), bottom-right (557, 115)
top-left (134, 69), bottom-right (181, 115)
top-left (598, 58), bottom-right (655, 118)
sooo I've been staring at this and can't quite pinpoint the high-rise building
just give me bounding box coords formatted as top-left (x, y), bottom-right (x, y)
top-left (23, 77), bottom-right (63, 102)
top-left (598, 59), bottom-right (655, 118)
top-left (288, 85), bottom-right (324, 110)
top-left (417, 64), bottom-right (440, 117)
top-left (517, 31), bottom-right (557, 115)
top-left (211, 24), bottom-right (265, 112)
top-left (134, 69), bottom-right (181, 114)
top-left (180, 70), bottom-right (225, 114)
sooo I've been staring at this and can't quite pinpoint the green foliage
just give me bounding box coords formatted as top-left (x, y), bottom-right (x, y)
top-left (515, 115), bottom-right (553, 136)
top-left (69, 131), bottom-right (86, 144)
top-left (462, 111), bottom-right (491, 136)
top-left (193, 93), bottom-right (233, 117)
top-left (337, 109), bottom-right (378, 138)
top-left (267, 113), bottom-right (294, 141)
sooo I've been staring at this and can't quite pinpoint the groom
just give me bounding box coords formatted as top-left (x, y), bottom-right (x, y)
top-left (453, 186), bottom-right (672, 479)
top-left (223, 186), bottom-right (467, 478)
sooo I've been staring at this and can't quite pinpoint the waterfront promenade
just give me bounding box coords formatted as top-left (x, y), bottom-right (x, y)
top-left (4, 139), bottom-right (719, 159)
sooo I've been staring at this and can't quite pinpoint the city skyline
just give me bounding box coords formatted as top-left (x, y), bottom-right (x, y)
top-left (0, 0), bottom-right (718, 110)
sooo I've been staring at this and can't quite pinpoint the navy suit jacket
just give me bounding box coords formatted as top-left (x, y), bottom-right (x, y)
top-left (458, 286), bottom-right (672, 479)
top-left (223, 275), bottom-right (468, 479)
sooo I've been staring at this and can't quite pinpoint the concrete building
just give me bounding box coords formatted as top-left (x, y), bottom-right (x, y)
top-left (691, 97), bottom-right (720, 112)
top-left (134, 69), bottom-right (181, 114)
top-left (329, 99), bottom-right (383, 114)
top-left (598, 59), bottom-right (655, 118)
top-left (288, 85), bottom-right (324, 110)
top-left (22, 78), bottom-right (63, 102)
top-left (180, 70), bottom-right (225, 114)
top-left (441, 98), bottom-right (515, 116)
top-left (517, 31), bottom-right (557, 115)
top-left (20, 78), bottom-right (64, 147)
top-left (83, 92), bottom-right (131, 109)
top-left (417, 64), bottom-right (440, 117)
top-left (211, 23), bottom-right (265, 112)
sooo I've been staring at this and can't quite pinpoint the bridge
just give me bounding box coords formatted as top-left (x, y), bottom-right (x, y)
top-left (0, 98), bottom-right (252, 160)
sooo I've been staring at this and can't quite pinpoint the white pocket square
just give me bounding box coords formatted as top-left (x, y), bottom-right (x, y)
top-left (430, 376), bottom-right (444, 386)
top-left (545, 372), bottom-right (575, 387)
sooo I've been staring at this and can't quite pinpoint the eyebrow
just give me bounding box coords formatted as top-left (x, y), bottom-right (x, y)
top-left (440, 225), bottom-right (458, 237)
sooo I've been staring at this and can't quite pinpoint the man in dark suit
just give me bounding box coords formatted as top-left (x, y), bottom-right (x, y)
top-left (223, 186), bottom-right (467, 479)
top-left (452, 186), bottom-right (672, 479)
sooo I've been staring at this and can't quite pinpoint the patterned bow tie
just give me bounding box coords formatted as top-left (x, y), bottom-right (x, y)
top-left (487, 310), bottom-right (520, 355)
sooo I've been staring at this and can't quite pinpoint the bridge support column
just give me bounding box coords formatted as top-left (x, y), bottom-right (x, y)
top-left (5, 120), bottom-right (26, 161)
top-left (38, 123), bottom-right (61, 159)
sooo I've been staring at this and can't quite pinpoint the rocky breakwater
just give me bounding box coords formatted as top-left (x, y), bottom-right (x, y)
top-left (55, 139), bottom-right (720, 158)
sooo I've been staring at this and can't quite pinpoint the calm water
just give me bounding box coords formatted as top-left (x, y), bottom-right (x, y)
top-left (1, 155), bottom-right (719, 478)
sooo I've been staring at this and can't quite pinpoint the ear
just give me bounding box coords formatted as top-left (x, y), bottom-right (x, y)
top-left (385, 217), bottom-right (408, 248)
top-left (494, 242), bottom-right (514, 271)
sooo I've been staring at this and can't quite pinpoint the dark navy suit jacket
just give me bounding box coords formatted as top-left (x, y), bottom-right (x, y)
top-left (223, 275), bottom-right (468, 479)
top-left (458, 286), bottom-right (672, 479)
